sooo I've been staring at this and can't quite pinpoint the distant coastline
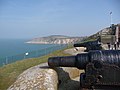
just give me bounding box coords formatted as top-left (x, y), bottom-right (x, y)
top-left (0, 39), bottom-right (57, 58)
top-left (26, 35), bottom-right (85, 44)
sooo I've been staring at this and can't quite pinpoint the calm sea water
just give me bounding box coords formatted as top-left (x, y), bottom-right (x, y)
top-left (0, 39), bottom-right (57, 58)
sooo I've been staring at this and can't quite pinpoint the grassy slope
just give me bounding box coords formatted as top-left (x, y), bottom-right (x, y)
top-left (0, 48), bottom-right (70, 90)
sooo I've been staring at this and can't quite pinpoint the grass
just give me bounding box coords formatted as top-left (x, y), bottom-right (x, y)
top-left (0, 48), bottom-right (70, 90)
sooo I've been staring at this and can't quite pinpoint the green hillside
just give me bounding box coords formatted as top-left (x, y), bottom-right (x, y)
top-left (0, 48), bottom-right (70, 90)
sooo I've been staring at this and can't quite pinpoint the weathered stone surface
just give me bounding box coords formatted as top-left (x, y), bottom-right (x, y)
top-left (57, 68), bottom-right (84, 90)
top-left (55, 67), bottom-right (80, 84)
top-left (7, 63), bottom-right (83, 90)
top-left (64, 47), bottom-right (86, 55)
top-left (8, 63), bottom-right (58, 90)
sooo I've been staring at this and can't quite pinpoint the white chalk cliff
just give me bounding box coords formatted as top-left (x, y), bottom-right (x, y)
top-left (26, 35), bottom-right (85, 44)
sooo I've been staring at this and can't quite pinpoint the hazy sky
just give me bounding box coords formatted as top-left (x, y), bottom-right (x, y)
top-left (0, 0), bottom-right (120, 39)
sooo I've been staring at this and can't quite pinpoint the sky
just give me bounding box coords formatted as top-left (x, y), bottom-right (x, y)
top-left (0, 0), bottom-right (120, 39)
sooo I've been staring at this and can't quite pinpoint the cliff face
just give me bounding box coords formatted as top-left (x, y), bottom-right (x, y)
top-left (87, 24), bottom-right (120, 40)
top-left (26, 35), bottom-right (85, 44)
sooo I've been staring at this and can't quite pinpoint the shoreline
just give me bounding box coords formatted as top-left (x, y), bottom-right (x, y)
top-left (26, 41), bottom-right (72, 45)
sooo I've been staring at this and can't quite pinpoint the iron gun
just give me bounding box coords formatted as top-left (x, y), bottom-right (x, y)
top-left (48, 50), bottom-right (120, 89)
top-left (74, 40), bottom-right (102, 51)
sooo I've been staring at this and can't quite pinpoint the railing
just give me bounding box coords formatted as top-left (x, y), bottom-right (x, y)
top-left (0, 44), bottom-right (68, 67)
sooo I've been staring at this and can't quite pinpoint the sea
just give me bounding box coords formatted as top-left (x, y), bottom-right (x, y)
top-left (0, 39), bottom-right (58, 58)
top-left (0, 39), bottom-right (62, 66)
top-left (0, 39), bottom-right (60, 57)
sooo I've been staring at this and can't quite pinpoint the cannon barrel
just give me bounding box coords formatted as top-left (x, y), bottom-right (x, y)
top-left (48, 50), bottom-right (120, 69)
top-left (74, 43), bottom-right (86, 47)
top-left (74, 40), bottom-right (101, 47)
top-left (74, 40), bottom-right (101, 51)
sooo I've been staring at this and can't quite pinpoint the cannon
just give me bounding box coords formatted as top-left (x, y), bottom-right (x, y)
top-left (74, 40), bottom-right (102, 51)
top-left (48, 50), bottom-right (120, 89)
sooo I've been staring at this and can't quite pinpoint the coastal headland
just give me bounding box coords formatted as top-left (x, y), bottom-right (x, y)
top-left (26, 35), bottom-right (86, 44)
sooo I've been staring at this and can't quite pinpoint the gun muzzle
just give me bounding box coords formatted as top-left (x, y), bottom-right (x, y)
top-left (74, 43), bottom-right (85, 47)
top-left (48, 56), bottom-right (76, 67)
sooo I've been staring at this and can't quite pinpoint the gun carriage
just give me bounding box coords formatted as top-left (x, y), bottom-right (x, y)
top-left (48, 50), bottom-right (120, 89)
